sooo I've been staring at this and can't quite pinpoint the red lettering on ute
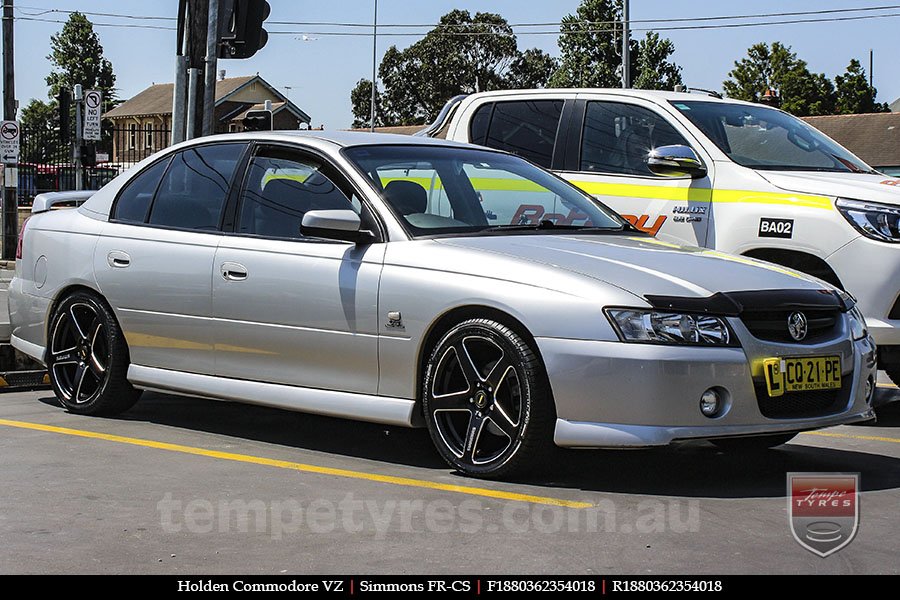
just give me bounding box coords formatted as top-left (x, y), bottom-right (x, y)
top-left (621, 214), bottom-right (667, 236)
top-left (510, 204), bottom-right (544, 225)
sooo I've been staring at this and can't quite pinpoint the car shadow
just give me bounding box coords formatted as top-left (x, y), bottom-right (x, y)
top-left (36, 391), bottom-right (900, 499)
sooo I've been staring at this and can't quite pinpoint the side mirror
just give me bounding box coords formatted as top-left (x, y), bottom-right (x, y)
top-left (300, 210), bottom-right (376, 244)
top-left (647, 145), bottom-right (707, 179)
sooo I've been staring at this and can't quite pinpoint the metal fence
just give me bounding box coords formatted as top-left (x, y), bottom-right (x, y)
top-left (16, 124), bottom-right (171, 205)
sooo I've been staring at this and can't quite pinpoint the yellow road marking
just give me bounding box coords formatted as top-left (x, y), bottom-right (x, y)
top-left (878, 382), bottom-right (898, 389)
top-left (801, 431), bottom-right (900, 444)
top-left (0, 418), bottom-right (592, 508)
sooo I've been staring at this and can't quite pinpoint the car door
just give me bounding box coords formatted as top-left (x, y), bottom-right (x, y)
top-left (559, 97), bottom-right (715, 246)
top-left (212, 144), bottom-right (384, 394)
top-left (93, 142), bottom-right (247, 373)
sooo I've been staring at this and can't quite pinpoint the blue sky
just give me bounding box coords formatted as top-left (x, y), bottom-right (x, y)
top-left (13, 1), bottom-right (900, 127)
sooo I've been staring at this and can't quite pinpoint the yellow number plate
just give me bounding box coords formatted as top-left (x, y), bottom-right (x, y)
top-left (762, 356), bottom-right (841, 397)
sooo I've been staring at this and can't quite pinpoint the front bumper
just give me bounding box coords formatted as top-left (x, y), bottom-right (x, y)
top-left (827, 235), bottom-right (900, 348)
top-left (537, 324), bottom-right (877, 448)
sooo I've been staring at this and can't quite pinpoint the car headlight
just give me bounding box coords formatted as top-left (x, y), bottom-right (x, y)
top-left (836, 198), bottom-right (900, 243)
top-left (606, 309), bottom-right (734, 346)
top-left (846, 305), bottom-right (868, 340)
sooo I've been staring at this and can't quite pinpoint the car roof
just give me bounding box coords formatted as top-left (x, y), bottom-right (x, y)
top-left (461, 88), bottom-right (758, 107)
top-left (173, 129), bottom-right (472, 149)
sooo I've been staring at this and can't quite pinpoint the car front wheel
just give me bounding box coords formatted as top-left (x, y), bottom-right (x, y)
top-left (47, 291), bottom-right (141, 415)
top-left (422, 318), bottom-right (554, 479)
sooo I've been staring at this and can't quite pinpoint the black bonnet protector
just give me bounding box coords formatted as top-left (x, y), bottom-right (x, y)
top-left (644, 289), bottom-right (851, 316)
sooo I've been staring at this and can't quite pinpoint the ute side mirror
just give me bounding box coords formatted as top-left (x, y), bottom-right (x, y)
top-left (300, 209), bottom-right (376, 244)
top-left (647, 145), bottom-right (707, 179)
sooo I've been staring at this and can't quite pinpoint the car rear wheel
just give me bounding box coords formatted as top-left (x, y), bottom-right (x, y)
top-left (422, 318), bottom-right (555, 479)
top-left (47, 291), bottom-right (141, 415)
top-left (711, 433), bottom-right (796, 452)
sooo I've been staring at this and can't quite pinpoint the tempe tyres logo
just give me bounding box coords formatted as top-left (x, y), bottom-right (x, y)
top-left (788, 473), bottom-right (859, 557)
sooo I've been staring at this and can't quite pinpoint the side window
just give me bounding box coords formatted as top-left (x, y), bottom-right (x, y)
top-left (149, 143), bottom-right (245, 230)
top-left (482, 100), bottom-right (563, 168)
top-left (581, 102), bottom-right (691, 176)
top-left (469, 103), bottom-right (493, 146)
top-left (112, 158), bottom-right (168, 223)
top-left (237, 150), bottom-right (357, 240)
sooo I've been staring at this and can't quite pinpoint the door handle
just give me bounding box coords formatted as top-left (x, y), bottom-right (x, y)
top-left (221, 262), bottom-right (248, 281)
top-left (107, 251), bottom-right (131, 268)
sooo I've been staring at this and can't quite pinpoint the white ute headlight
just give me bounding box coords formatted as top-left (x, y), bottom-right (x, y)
top-left (607, 309), bottom-right (733, 346)
top-left (846, 305), bottom-right (868, 340)
top-left (836, 198), bottom-right (900, 243)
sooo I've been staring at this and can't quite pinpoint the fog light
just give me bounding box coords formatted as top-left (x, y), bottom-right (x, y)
top-left (700, 388), bottom-right (721, 417)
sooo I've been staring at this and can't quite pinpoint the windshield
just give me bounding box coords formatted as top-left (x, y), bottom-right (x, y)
top-left (671, 100), bottom-right (872, 173)
top-left (343, 145), bottom-right (625, 237)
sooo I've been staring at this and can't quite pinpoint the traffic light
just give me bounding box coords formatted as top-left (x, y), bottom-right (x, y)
top-left (57, 89), bottom-right (70, 143)
top-left (243, 109), bottom-right (273, 131)
top-left (218, 0), bottom-right (270, 59)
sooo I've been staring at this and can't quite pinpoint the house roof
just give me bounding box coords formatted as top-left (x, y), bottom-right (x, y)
top-left (104, 75), bottom-right (310, 123)
top-left (803, 112), bottom-right (900, 168)
top-left (891, 97), bottom-right (900, 113)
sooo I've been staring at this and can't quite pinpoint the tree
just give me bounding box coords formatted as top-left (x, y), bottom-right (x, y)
top-left (549, 0), bottom-right (682, 90)
top-left (550, 0), bottom-right (632, 88)
top-left (350, 10), bottom-right (555, 127)
top-left (506, 49), bottom-right (558, 90)
top-left (20, 99), bottom-right (64, 163)
top-left (723, 42), bottom-right (834, 116)
top-left (633, 31), bottom-right (683, 91)
top-left (834, 59), bottom-right (888, 114)
top-left (45, 11), bottom-right (116, 105)
top-left (349, 79), bottom-right (386, 129)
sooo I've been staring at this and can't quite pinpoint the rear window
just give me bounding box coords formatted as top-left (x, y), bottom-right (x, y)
top-left (112, 158), bottom-right (169, 223)
top-left (470, 100), bottom-right (563, 168)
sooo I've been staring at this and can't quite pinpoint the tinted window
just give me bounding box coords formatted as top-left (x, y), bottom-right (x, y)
top-left (672, 101), bottom-right (871, 172)
top-left (237, 150), bottom-right (357, 240)
top-left (481, 100), bottom-right (563, 168)
top-left (581, 102), bottom-right (690, 176)
top-left (113, 158), bottom-right (168, 223)
top-left (469, 104), bottom-right (492, 146)
top-left (148, 143), bottom-right (245, 230)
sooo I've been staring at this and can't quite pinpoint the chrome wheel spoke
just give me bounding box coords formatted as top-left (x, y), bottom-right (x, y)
top-left (73, 362), bottom-right (89, 403)
top-left (429, 389), bottom-right (471, 411)
top-left (485, 358), bottom-right (514, 392)
top-left (453, 341), bottom-right (481, 388)
top-left (461, 410), bottom-right (487, 463)
top-left (51, 346), bottom-right (79, 365)
top-left (69, 306), bottom-right (89, 340)
top-left (490, 402), bottom-right (518, 439)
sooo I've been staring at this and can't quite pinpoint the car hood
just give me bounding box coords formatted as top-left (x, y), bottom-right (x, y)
top-left (758, 170), bottom-right (900, 206)
top-left (436, 234), bottom-right (829, 299)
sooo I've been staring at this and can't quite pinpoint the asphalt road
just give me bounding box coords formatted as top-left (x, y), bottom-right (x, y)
top-left (1, 385), bottom-right (898, 575)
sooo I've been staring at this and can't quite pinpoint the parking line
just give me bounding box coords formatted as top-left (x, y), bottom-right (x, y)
top-left (0, 418), bottom-right (592, 509)
top-left (801, 431), bottom-right (900, 444)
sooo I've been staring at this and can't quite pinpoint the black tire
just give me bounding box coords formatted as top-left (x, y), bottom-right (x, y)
top-left (47, 291), bottom-right (141, 416)
top-left (422, 318), bottom-right (555, 479)
top-left (886, 365), bottom-right (900, 389)
top-left (711, 433), bottom-right (796, 452)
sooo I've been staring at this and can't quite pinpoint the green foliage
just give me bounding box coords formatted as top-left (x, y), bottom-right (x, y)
top-left (633, 32), bottom-right (683, 91)
top-left (350, 10), bottom-right (558, 127)
top-left (550, 0), bottom-right (633, 88)
top-left (20, 99), bottom-right (66, 163)
top-left (45, 11), bottom-right (116, 105)
top-left (834, 59), bottom-right (889, 114)
top-left (723, 42), bottom-right (835, 116)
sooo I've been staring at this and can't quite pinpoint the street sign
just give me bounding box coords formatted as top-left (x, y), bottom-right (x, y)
top-left (83, 90), bottom-right (102, 141)
top-left (0, 120), bottom-right (19, 165)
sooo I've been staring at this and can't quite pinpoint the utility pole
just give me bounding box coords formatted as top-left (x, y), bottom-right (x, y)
top-left (74, 84), bottom-right (83, 191)
top-left (171, 0), bottom-right (189, 144)
top-left (370, 0), bottom-right (377, 132)
top-left (2, 0), bottom-right (16, 259)
top-left (186, 0), bottom-right (209, 140)
top-left (869, 49), bottom-right (874, 89)
top-left (621, 0), bottom-right (631, 89)
top-left (202, 0), bottom-right (219, 136)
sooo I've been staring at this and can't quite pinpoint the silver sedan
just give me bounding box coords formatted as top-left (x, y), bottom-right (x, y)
top-left (9, 132), bottom-right (878, 478)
